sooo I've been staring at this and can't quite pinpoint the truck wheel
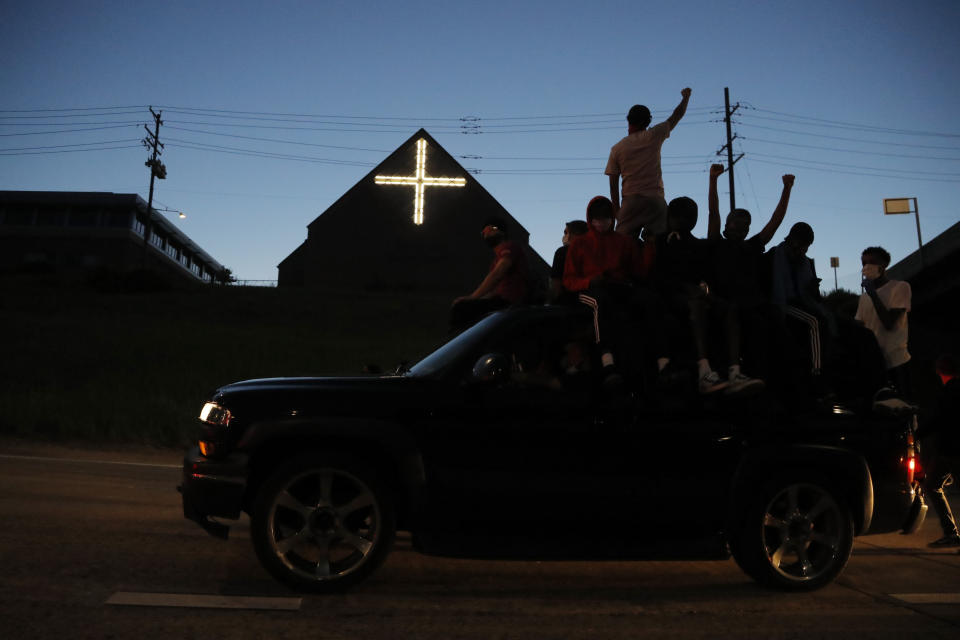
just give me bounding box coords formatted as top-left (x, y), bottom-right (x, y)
top-left (250, 453), bottom-right (395, 592)
top-left (732, 479), bottom-right (853, 590)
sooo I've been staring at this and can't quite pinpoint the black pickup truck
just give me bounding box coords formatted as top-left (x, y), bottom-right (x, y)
top-left (180, 305), bottom-right (926, 593)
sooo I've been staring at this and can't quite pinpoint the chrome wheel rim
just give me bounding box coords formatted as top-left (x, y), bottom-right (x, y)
top-left (761, 483), bottom-right (844, 583)
top-left (267, 468), bottom-right (380, 583)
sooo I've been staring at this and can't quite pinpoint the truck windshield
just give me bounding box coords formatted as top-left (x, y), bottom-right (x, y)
top-left (407, 313), bottom-right (503, 378)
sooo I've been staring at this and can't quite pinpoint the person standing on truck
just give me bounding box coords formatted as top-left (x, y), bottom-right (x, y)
top-left (855, 246), bottom-right (912, 399)
top-left (606, 88), bottom-right (692, 241)
top-left (918, 354), bottom-right (960, 548)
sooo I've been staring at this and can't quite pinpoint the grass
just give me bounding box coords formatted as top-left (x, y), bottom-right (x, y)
top-left (0, 275), bottom-right (455, 447)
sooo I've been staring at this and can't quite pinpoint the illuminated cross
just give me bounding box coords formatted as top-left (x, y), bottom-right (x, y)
top-left (375, 138), bottom-right (466, 225)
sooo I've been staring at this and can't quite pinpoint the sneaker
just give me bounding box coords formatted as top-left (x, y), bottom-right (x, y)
top-left (699, 370), bottom-right (729, 394)
top-left (725, 373), bottom-right (765, 396)
top-left (928, 534), bottom-right (960, 548)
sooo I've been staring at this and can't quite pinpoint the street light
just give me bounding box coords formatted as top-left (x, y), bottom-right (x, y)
top-left (830, 257), bottom-right (839, 291)
top-left (883, 197), bottom-right (924, 266)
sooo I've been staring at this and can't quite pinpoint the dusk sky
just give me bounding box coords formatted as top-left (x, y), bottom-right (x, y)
top-left (3, 0), bottom-right (958, 291)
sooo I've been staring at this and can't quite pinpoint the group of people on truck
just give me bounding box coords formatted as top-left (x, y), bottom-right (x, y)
top-left (452, 87), bottom-right (914, 404)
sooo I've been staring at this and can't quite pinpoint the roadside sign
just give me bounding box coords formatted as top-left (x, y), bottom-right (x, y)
top-left (830, 257), bottom-right (839, 268)
top-left (883, 198), bottom-right (913, 214)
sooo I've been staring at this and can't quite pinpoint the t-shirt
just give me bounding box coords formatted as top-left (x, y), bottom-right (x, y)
top-left (604, 122), bottom-right (672, 198)
top-left (491, 240), bottom-right (530, 304)
top-left (710, 236), bottom-right (767, 303)
top-left (855, 279), bottom-right (911, 369)
top-left (653, 232), bottom-right (710, 289)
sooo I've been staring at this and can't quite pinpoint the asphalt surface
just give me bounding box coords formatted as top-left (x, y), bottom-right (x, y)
top-left (1, 439), bottom-right (959, 639)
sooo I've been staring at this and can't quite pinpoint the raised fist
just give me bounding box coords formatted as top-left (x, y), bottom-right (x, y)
top-left (681, 87), bottom-right (692, 99)
top-left (782, 174), bottom-right (795, 187)
top-left (710, 163), bottom-right (725, 178)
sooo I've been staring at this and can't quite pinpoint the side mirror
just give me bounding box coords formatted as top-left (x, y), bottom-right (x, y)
top-left (471, 353), bottom-right (510, 384)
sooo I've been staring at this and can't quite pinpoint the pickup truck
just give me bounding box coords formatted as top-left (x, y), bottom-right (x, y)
top-left (180, 304), bottom-right (926, 592)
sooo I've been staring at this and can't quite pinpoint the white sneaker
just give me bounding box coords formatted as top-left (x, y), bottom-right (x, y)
top-left (725, 373), bottom-right (765, 395)
top-left (699, 370), bottom-right (729, 394)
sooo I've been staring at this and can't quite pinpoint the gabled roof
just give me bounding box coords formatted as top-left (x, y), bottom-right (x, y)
top-left (305, 128), bottom-right (536, 242)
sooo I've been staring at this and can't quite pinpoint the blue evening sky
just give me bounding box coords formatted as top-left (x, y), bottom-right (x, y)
top-left (2, 0), bottom-right (958, 290)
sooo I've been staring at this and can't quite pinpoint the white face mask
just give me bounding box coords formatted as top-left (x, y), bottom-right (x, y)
top-left (862, 264), bottom-right (882, 280)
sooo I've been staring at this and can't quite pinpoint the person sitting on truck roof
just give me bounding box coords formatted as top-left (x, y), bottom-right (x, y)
top-left (563, 196), bottom-right (667, 388)
top-left (450, 217), bottom-right (531, 332)
top-left (706, 165), bottom-right (794, 387)
top-left (549, 219), bottom-right (589, 305)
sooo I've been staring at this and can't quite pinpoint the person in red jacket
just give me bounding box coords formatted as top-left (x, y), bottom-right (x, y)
top-left (563, 196), bottom-right (667, 385)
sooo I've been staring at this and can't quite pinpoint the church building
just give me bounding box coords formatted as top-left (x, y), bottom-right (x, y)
top-left (278, 129), bottom-right (548, 293)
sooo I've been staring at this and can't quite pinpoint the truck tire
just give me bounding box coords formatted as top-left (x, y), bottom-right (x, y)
top-left (250, 452), bottom-right (396, 593)
top-left (731, 476), bottom-right (854, 590)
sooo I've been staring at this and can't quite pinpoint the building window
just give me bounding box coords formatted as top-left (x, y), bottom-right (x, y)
top-left (132, 218), bottom-right (145, 236)
top-left (151, 233), bottom-right (164, 249)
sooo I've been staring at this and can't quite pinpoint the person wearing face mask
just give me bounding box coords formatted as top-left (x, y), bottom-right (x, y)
top-left (450, 218), bottom-right (530, 332)
top-left (549, 219), bottom-right (589, 305)
top-left (563, 196), bottom-right (666, 387)
top-left (706, 165), bottom-right (795, 389)
top-left (855, 246), bottom-right (912, 398)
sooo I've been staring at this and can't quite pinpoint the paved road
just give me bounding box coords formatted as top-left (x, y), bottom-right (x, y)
top-left (1, 440), bottom-right (959, 639)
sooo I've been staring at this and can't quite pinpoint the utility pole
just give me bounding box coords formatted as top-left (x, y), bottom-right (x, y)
top-left (717, 87), bottom-right (744, 212)
top-left (141, 107), bottom-right (167, 267)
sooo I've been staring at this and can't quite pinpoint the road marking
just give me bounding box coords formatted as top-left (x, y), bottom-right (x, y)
top-left (889, 593), bottom-right (960, 604)
top-left (106, 592), bottom-right (301, 610)
top-left (0, 453), bottom-right (180, 469)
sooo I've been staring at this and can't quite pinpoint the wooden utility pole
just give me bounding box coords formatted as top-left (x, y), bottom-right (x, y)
top-left (141, 107), bottom-right (166, 267)
top-left (718, 88), bottom-right (743, 212)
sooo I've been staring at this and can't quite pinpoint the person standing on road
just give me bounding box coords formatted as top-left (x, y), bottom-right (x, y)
top-left (855, 246), bottom-right (912, 399)
top-left (918, 354), bottom-right (960, 548)
top-left (606, 87), bottom-right (692, 241)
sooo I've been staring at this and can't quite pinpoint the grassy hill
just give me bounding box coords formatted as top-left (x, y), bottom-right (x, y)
top-left (0, 275), bottom-right (454, 446)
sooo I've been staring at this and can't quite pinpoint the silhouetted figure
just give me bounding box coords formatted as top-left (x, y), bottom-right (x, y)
top-left (855, 246), bottom-right (912, 399)
top-left (549, 219), bottom-right (589, 305)
top-left (706, 164), bottom-right (795, 389)
top-left (653, 196), bottom-right (730, 394)
top-left (606, 87), bottom-right (692, 241)
top-left (768, 222), bottom-right (834, 376)
top-left (563, 196), bottom-right (665, 387)
top-left (450, 218), bottom-right (530, 332)
top-left (918, 354), bottom-right (960, 547)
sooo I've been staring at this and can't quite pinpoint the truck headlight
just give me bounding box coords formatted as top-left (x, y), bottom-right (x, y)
top-left (199, 402), bottom-right (231, 426)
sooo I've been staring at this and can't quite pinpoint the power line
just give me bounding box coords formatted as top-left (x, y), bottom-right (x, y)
top-left (0, 144), bottom-right (141, 156)
top-left (745, 136), bottom-right (960, 161)
top-left (0, 138), bottom-right (141, 152)
top-left (741, 110), bottom-right (960, 138)
top-left (747, 106), bottom-right (960, 138)
top-left (0, 124), bottom-right (139, 137)
top-left (737, 121), bottom-right (960, 151)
